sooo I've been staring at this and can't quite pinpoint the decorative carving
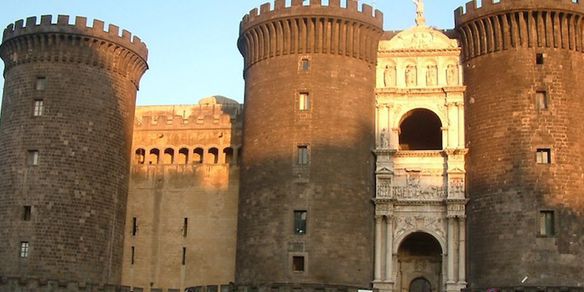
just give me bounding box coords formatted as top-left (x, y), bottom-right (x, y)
top-left (447, 64), bottom-right (459, 86)
top-left (405, 65), bottom-right (417, 87)
top-left (383, 65), bottom-right (396, 87)
top-left (426, 65), bottom-right (438, 86)
top-left (379, 128), bottom-right (389, 149)
top-left (376, 177), bottom-right (392, 198)
top-left (395, 215), bottom-right (445, 239)
top-left (449, 177), bottom-right (465, 198)
top-left (393, 185), bottom-right (446, 201)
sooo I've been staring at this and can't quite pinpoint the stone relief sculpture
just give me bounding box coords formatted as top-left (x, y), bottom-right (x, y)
top-left (405, 65), bottom-right (417, 87)
top-left (395, 215), bottom-right (445, 239)
top-left (447, 64), bottom-right (459, 85)
top-left (379, 128), bottom-right (389, 148)
top-left (426, 65), bottom-right (437, 86)
top-left (383, 65), bottom-right (396, 87)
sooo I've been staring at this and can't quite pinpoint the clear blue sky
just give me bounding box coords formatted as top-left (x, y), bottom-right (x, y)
top-left (0, 0), bottom-right (466, 106)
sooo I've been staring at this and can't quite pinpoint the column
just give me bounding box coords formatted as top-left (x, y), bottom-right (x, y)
top-left (458, 217), bottom-right (467, 283)
top-left (447, 217), bottom-right (455, 283)
top-left (457, 103), bottom-right (465, 148)
top-left (384, 215), bottom-right (394, 282)
top-left (447, 103), bottom-right (456, 148)
top-left (375, 105), bottom-right (380, 147)
top-left (374, 216), bottom-right (383, 281)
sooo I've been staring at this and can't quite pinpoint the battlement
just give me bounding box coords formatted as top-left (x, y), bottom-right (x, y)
top-left (455, 0), bottom-right (584, 25)
top-left (2, 15), bottom-right (147, 61)
top-left (0, 276), bottom-right (139, 292)
top-left (241, 0), bottom-right (383, 32)
top-left (134, 103), bottom-right (244, 129)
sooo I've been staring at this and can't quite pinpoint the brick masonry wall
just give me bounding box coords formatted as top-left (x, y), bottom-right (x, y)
top-left (464, 48), bottom-right (584, 287)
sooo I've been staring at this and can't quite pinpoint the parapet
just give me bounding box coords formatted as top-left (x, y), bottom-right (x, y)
top-left (240, 0), bottom-right (383, 33)
top-left (455, 0), bottom-right (584, 25)
top-left (2, 15), bottom-right (148, 61)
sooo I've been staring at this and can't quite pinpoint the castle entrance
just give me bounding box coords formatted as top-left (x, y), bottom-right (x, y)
top-left (396, 232), bottom-right (442, 292)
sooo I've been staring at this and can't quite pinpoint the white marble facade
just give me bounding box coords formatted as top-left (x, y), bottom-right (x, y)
top-left (373, 22), bottom-right (467, 292)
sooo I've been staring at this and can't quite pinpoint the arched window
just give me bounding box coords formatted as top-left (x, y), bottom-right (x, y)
top-left (409, 277), bottom-right (432, 292)
top-left (223, 147), bottom-right (234, 164)
top-left (208, 148), bottom-right (219, 164)
top-left (399, 109), bottom-right (442, 150)
top-left (178, 148), bottom-right (189, 164)
top-left (149, 149), bottom-right (160, 165)
top-left (135, 148), bottom-right (145, 164)
top-left (163, 148), bottom-right (174, 164)
top-left (193, 148), bottom-right (204, 163)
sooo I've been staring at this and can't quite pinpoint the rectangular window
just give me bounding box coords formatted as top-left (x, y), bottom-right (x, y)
top-left (294, 210), bottom-right (307, 234)
top-left (132, 217), bottom-right (137, 236)
top-left (20, 242), bottom-right (29, 258)
top-left (536, 91), bottom-right (548, 110)
top-left (131, 246), bottom-right (135, 264)
top-left (27, 150), bottom-right (39, 166)
top-left (33, 99), bottom-right (44, 116)
top-left (292, 256), bottom-right (305, 272)
top-left (183, 218), bottom-right (188, 237)
top-left (36, 77), bottom-right (47, 91)
top-left (536, 148), bottom-right (551, 164)
top-left (301, 58), bottom-right (310, 71)
top-left (182, 247), bottom-right (187, 265)
top-left (540, 211), bottom-right (555, 236)
top-left (297, 145), bottom-right (309, 165)
top-left (536, 53), bottom-right (544, 65)
top-left (23, 206), bottom-right (32, 221)
top-left (299, 92), bottom-right (310, 111)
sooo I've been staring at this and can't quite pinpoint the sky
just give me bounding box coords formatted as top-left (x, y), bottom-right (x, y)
top-left (0, 0), bottom-right (467, 106)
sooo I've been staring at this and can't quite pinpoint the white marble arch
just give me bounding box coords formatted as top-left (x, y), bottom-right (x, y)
top-left (393, 228), bottom-right (446, 255)
top-left (394, 106), bottom-right (445, 131)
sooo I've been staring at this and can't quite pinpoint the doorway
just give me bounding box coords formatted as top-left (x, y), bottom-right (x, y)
top-left (397, 232), bottom-right (442, 292)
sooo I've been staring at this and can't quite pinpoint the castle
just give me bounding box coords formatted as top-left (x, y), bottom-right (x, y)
top-left (0, 1), bottom-right (583, 292)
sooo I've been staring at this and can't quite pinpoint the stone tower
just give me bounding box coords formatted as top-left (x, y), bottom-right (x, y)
top-left (0, 15), bottom-right (148, 288)
top-left (455, 0), bottom-right (584, 289)
top-left (236, 0), bottom-right (383, 289)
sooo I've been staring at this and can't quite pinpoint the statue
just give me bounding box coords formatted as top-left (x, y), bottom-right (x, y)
top-left (412, 0), bottom-right (426, 26)
top-left (380, 128), bottom-right (389, 148)
top-left (405, 65), bottom-right (417, 87)
top-left (426, 65), bottom-right (437, 86)
top-left (383, 65), bottom-right (395, 87)
top-left (447, 64), bottom-right (459, 85)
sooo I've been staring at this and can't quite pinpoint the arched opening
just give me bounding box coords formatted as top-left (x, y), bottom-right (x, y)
top-left (399, 109), bottom-right (442, 150)
top-left (149, 149), bottom-right (160, 165)
top-left (208, 148), bottom-right (219, 164)
top-left (135, 148), bottom-right (145, 164)
top-left (397, 232), bottom-right (442, 292)
top-left (223, 147), bottom-right (233, 164)
top-left (163, 148), bottom-right (175, 164)
top-left (178, 148), bottom-right (189, 164)
top-left (193, 148), bottom-right (204, 163)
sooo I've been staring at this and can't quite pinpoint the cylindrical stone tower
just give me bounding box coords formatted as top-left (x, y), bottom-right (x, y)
top-left (0, 15), bottom-right (148, 286)
top-left (236, 0), bottom-right (383, 289)
top-left (456, 0), bottom-right (584, 289)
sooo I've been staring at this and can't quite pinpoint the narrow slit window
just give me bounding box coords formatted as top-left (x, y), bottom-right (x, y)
top-left (27, 150), bottom-right (39, 166)
top-left (299, 93), bottom-right (310, 111)
top-left (131, 246), bottom-right (135, 264)
top-left (292, 256), bottom-right (305, 272)
top-left (183, 218), bottom-right (188, 237)
top-left (20, 242), bottom-right (29, 258)
top-left (536, 53), bottom-right (544, 65)
top-left (33, 99), bottom-right (44, 116)
top-left (294, 210), bottom-right (307, 234)
top-left (132, 217), bottom-right (137, 236)
top-left (536, 148), bottom-right (551, 164)
top-left (536, 91), bottom-right (548, 110)
top-left (35, 77), bottom-right (47, 91)
top-left (297, 145), bottom-right (309, 165)
top-left (539, 211), bottom-right (555, 236)
top-left (182, 247), bottom-right (187, 265)
top-left (23, 206), bottom-right (32, 221)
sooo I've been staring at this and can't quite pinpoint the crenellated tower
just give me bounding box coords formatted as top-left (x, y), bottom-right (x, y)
top-left (455, 0), bottom-right (584, 289)
top-left (0, 15), bottom-right (148, 287)
top-left (236, 0), bottom-right (383, 289)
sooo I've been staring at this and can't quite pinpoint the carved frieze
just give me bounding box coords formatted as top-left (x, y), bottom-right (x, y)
top-left (394, 215), bottom-right (445, 239)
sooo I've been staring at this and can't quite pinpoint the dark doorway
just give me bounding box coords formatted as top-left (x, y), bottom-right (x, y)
top-left (399, 109), bottom-right (442, 150)
top-left (410, 277), bottom-right (432, 292)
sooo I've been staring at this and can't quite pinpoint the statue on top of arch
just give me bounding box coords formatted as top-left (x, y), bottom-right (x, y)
top-left (412, 0), bottom-right (426, 26)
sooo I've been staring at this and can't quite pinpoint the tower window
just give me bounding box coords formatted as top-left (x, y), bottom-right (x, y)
top-left (297, 145), bottom-right (309, 165)
top-left (299, 92), bottom-right (310, 111)
top-left (33, 99), bottom-right (44, 116)
top-left (536, 148), bottom-right (551, 164)
top-left (23, 206), bottom-right (32, 221)
top-left (292, 256), bottom-right (305, 272)
top-left (27, 150), bottom-right (39, 166)
top-left (132, 217), bottom-right (137, 236)
top-left (35, 77), bottom-right (47, 91)
top-left (539, 211), bottom-right (555, 236)
top-left (294, 210), bottom-right (307, 234)
top-left (20, 242), bottom-right (29, 258)
top-left (182, 247), bottom-right (187, 265)
top-left (536, 91), bottom-right (548, 110)
top-left (536, 53), bottom-right (544, 65)
top-left (301, 58), bottom-right (310, 71)
top-left (131, 246), bottom-right (135, 264)
top-left (183, 218), bottom-right (188, 237)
